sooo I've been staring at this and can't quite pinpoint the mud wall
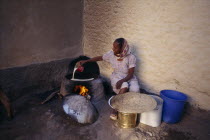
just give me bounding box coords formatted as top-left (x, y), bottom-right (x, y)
top-left (0, 58), bottom-right (71, 101)
top-left (0, 0), bottom-right (83, 69)
top-left (83, 0), bottom-right (210, 109)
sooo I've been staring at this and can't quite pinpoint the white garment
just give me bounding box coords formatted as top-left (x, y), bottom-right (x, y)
top-left (102, 50), bottom-right (140, 94)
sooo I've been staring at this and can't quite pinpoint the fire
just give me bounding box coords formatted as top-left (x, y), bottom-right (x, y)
top-left (74, 85), bottom-right (89, 96)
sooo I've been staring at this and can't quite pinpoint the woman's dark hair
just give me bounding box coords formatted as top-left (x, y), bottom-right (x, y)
top-left (114, 38), bottom-right (125, 49)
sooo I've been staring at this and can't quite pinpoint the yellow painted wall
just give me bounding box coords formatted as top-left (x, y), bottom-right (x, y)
top-left (84, 0), bottom-right (210, 110)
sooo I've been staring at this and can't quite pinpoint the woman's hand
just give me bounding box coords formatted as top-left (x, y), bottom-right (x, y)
top-left (115, 67), bottom-right (135, 89)
top-left (77, 56), bottom-right (103, 66)
top-left (77, 60), bottom-right (88, 66)
top-left (116, 79), bottom-right (124, 89)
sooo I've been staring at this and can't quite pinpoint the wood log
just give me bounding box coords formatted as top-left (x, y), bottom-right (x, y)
top-left (0, 87), bottom-right (13, 119)
top-left (41, 90), bottom-right (59, 104)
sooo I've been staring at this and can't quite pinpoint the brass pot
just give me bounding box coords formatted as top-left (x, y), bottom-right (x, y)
top-left (117, 112), bottom-right (137, 128)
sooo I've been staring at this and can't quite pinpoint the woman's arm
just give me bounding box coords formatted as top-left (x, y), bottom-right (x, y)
top-left (116, 67), bottom-right (135, 89)
top-left (79, 56), bottom-right (103, 65)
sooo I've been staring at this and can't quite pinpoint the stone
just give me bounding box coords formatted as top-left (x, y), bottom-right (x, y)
top-left (146, 131), bottom-right (153, 137)
top-left (63, 95), bottom-right (98, 124)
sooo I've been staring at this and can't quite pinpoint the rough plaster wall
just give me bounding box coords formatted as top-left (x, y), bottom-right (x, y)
top-left (84, 0), bottom-right (210, 109)
top-left (0, 0), bottom-right (83, 69)
top-left (0, 58), bottom-right (71, 101)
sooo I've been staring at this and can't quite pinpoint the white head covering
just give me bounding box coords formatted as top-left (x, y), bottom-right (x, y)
top-left (116, 39), bottom-right (131, 61)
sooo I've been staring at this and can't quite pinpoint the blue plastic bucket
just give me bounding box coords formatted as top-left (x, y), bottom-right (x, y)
top-left (160, 90), bottom-right (187, 123)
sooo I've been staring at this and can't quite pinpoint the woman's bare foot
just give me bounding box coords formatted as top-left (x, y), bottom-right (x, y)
top-left (110, 110), bottom-right (118, 120)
